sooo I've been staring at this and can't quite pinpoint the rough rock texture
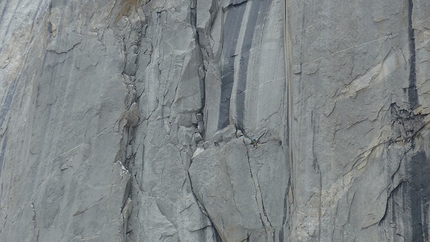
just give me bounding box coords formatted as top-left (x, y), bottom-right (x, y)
top-left (286, 0), bottom-right (430, 241)
top-left (0, 0), bottom-right (429, 242)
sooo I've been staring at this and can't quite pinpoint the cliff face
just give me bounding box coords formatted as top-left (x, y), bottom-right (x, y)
top-left (0, 0), bottom-right (429, 241)
top-left (287, 1), bottom-right (430, 241)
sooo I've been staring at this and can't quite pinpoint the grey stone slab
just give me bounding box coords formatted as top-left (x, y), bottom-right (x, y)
top-left (1, 0), bottom-right (430, 241)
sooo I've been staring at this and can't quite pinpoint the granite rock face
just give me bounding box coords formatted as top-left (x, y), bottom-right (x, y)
top-left (286, 1), bottom-right (430, 241)
top-left (0, 0), bottom-right (429, 241)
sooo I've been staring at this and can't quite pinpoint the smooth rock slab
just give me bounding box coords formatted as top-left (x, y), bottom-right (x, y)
top-left (190, 134), bottom-right (267, 242)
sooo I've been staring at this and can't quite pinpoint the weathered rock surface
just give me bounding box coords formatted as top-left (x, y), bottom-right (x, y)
top-left (0, 0), bottom-right (429, 241)
top-left (286, 0), bottom-right (430, 241)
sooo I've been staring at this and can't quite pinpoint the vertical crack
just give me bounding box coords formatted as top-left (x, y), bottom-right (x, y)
top-left (311, 111), bottom-right (322, 241)
top-left (186, 1), bottom-right (222, 241)
top-left (191, 0), bottom-right (207, 139)
top-left (410, 151), bottom-right (430, 242)
top-left (116, 8), bottom-right (146, 241)
top-left (31, 202), bottom-right (39, 242)
top-left (407, 0), bottom-right (418, 109)
top-left (243, 139), bottom-right (274, 240)
top-left (388, 101), bottom-right (429, 241)
top-left (283, 1), bottom-right (294, 240)
top-left (284, 0), bottom-right (295, 231)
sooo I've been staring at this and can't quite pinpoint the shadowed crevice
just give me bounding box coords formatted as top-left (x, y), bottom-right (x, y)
top-left (410, 151), bottom-right (430, 242)
top-left (407, 0), bottom-right (418, 109)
